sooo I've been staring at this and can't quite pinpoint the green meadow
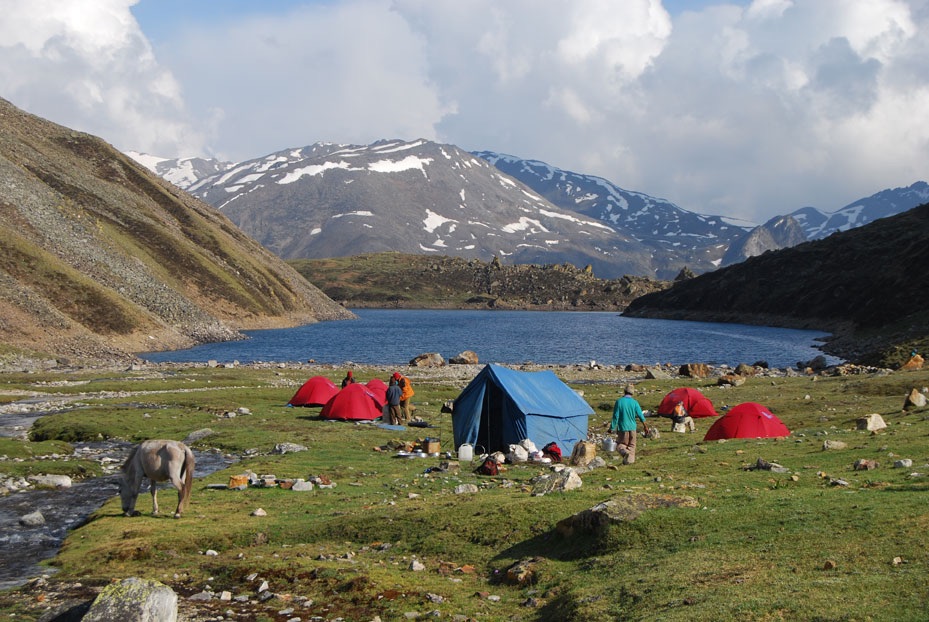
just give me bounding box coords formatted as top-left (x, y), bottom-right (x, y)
top-left (1, 364), bottom-right (928, 621)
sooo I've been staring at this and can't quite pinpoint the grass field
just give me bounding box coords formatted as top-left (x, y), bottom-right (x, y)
top-left (1, 363), bottom-right (928, 621)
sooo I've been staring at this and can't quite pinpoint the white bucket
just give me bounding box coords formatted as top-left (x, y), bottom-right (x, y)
top-left (458, 443), bottom-right (474, 462)
top-left (602, 437), bottom-right (617, 452)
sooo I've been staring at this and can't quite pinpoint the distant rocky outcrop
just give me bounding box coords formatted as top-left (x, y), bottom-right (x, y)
top-left (291, 253), bottom-right (671, 311)
top-left (624, 203), bottom-right (929, 367)
top-left (0, 97), bottom-right (352, 365)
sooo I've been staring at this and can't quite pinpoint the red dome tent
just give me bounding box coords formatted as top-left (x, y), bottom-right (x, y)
top-left (287, 376), bottom-right (339, 407)
top-left (365, 378), bottom-right (388, 407)
top-left (320, 383), bottom-right (384, 421)
top-left (657, 387), bottom-right (719, 418)
top-left (703, 402), bottom-right (790, 441)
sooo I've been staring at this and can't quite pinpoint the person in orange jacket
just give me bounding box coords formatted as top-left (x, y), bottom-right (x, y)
top-left (393, 371), bottom-right (414, 422)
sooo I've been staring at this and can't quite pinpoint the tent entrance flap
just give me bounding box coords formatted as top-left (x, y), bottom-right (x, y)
top-left (478, 383), bottom-right (505, 453)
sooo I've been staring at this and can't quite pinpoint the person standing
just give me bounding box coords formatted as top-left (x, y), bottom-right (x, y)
top-left (341, 370), bottom-right (355, 388)
top-left (394, 372), bottom-right (414, 422)
top-left (385, 378), bottom-right (403, 425)
top-left (610, 384), bottom-right (649, 464)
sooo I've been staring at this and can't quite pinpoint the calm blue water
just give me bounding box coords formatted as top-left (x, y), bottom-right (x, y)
top-left (139, 309), bottom-right (840, 369)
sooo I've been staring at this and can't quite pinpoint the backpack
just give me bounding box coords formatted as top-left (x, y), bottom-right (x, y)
top-left (475, 457), bottom-right (499, 476)
top-left (542, 442), bottom-right (562, 463)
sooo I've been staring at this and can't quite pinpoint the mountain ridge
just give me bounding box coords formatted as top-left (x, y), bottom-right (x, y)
top-left (132, 143), bottom-right (928, 278)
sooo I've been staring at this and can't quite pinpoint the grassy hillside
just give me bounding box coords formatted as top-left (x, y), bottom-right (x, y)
top-left (291, 253), bottom-right (670, 311)
top-left (1, 363), bottom-right (927, 620)
top-left (0, 97), bottom-right (352, 366)
top-left (625, 203), bottom-right (929, 368)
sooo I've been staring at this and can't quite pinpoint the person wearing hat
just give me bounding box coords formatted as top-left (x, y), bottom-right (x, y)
top-left (609, 385), bottom-right (649, 464)
top-left (385, 377), bottom-right (403, 425)
top-left (393, 372), bottom-right (414, 422)
top-left (341, 370), bottom-right (356, 388)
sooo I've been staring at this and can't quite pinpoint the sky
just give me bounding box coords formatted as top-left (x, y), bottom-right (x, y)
top-left (1, 0), bottom-right (928, 224)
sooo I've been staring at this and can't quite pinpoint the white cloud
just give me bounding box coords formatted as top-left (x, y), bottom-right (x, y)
top-left (1, 0), bottom-right (928, 224)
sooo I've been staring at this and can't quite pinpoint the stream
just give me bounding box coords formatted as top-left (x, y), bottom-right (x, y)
top-left (0, 402), bottom-right (236, 591)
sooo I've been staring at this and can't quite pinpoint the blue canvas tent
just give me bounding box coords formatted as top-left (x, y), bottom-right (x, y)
top-left (452, 364), bottom-right (592, 456)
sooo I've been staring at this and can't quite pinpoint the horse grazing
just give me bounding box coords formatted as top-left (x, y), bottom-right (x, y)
top-left (119, 439), bottom-right (195, 518)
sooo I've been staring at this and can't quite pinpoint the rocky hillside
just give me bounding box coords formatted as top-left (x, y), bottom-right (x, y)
top-left (624, 203), bottom-right (929, 367)
top-left (291, 253), bottom-right (672, 311)
top-left (0, 97), bottom-right (353, 367)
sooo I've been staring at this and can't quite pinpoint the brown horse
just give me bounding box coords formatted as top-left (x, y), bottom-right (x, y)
top-left (119, 439), bottom-right (195, 518)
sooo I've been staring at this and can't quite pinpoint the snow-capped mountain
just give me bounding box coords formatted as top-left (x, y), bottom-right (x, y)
top-left (126, 151), bottom-right (234, 190)
top-left (472, 151), bottom-right (753, 274)
top-left (129, 143), bottom-right (928, 278)
top-left (144, 139), bottom-right (659, 278)
top-left (789, 181), bottom-right (929, 240)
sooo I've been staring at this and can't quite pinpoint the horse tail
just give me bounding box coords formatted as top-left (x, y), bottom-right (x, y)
top-left (180, 446), bottom-right (195, 512)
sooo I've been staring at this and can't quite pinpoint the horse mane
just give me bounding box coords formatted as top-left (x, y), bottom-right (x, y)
top-left (121, 443), bottom-right (141, 474)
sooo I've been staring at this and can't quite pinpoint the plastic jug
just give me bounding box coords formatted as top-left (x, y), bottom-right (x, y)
top-left (458, 443), bottom-right (474, 462)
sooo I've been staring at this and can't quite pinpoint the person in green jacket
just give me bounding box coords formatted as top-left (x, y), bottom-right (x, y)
top-left (610, 384), bottom-right (649, 464)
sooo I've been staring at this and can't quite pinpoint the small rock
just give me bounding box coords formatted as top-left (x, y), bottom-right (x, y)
top-left (251, 508), bottom-right (267, 516)
top-left (19, 511), bottom-right (45, 527)
top-left (822, 440), bottom-right (848, 451)
top-left (894, 459), bottom-right (913, 468)
top-left (410, 560), bottom-right (426, 572)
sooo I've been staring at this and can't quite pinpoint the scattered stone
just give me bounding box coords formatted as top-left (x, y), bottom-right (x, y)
top-left (829, 478), bottom-right (849, 487)
top-left (679, 363), bottom-right (710, 379)
top-left (28, 474), bottom-right (72, 488)
top-left (291, 479), bottom-right (315, 492)
top-left (504, 557), bottom-right (542, 586)
top-left (894, 459), bottom-right (913, 468)
top-left (748, 458), bottom-right (789, 473)
top-left (449, 350), bottom-right (479, 365)
top-left (183, 428), bottom-right (215, 443)
top-left (425, 593), bottom-right (444, 603)
top-left (84, 577), bottom-right (178, 622)
top-left (273, 442), bottom-right (308, 454)
top-left (717, 374), bottom-right (745, 387)
top-left (823, 560), bottom-right (837, 570)
top-left (644, 367), bottom-right (671, 380)
top-left (892, 556), bottom-right (905, 566)
top-left (205, 549), bottom-right (219, 556)
top-left (454, 484), bottom-right (479, 494)
top-left (530, 470), bottom-right (583, 495)
top-left (734, 363), bottom-right (757, 376)
top-left (856, 414), bottom-right (886, 432)
top-left (410, 560), bottom-right (426, 572)
top-left (822, 440), bottom-right (848, 451)
top-left (19, 510), bottom-right (46, 527)
top-left (251, 508), bottom-right (267, 516)
top-left (409, 352), bottom-right (445, 367)
top-left (853, 459), bottom-right (879, 471)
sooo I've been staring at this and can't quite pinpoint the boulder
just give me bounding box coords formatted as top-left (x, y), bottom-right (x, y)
top-left (900, 354), bottom-right (924, 371)
top-left (449, 350), bottom-right (479, 365)
top-left (853, 459), bottom-right (879, 471)
top-left (903, 388), bottom-right (927, 410)
top-left (717, 374), bottom-right (745, 387)
top-left (644, 367), bottom-right (671, 380)
top-left (734, 363), bottom-right (757, 376)
top-left (556, 494), bottom-right (700, 537)
top-left (409, 352), bottom-right (445, 367)
top-left (83, 577), bottom-right (178, 622)
top-left (856, 413), bottom-right (887, 432)
top-left (19, 511), bottom-right (46, 527)
top-left (679, 363), bottom-right (710, 379)
top-left (569, 441), bottom-right (597, 467)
